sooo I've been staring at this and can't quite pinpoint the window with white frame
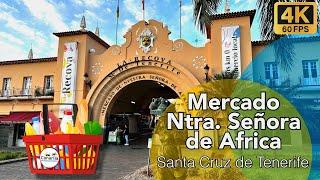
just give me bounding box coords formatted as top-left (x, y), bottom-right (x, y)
top-left (302, 60), bottom-right (318, 85)
top-left (2, 78), bottom-right (11, 96)
top-left (303, 60), bottom-right (318, 78)
top-left (22, 77), bottom-right (32, 95)
top-left (264, 62), bottom-right (279, 80)
top-left (44, 76), bottom-right (54, 95)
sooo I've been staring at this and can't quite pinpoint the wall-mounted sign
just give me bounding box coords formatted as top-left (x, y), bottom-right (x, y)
top-left (221, 26), bottom-right (241, 77)
top-left (59, 42), bottom-right (78, 117)
top-left (106, 56), bottom-right (181, 79)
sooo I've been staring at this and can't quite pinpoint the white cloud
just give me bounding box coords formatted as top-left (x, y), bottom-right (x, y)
top-left (0, 11), bottom-right (49, 58)
top-left (101, 35), bottom-right (115, 45)
top-left (47, 36), bottom-right (58, 57)
top-left (75, 10), bottom-right (106, 24)
top-left (123, 0), bottom-right (143, 21)
top-left (123, 0), bottom-right (156, 21)
top-left (0, 2), bottom-right (18, 12)
top-left (69, 20), bottom-right (79, 31)
top-left (0, 41), bottom-right (26, 60)
top-left (0, 12), bottom-right (46, 42)
top-left (0, 31), bottom-right (24, 46)
top-left (106, 8), bottom-right (112, 14)
top-left (181, 4), bottom-right (193, 24)
top-left (235, 0), bottom-right (257, 10)
top-left (72, 0), bottom-right (104, 8)
top-left (121, 19), bottom-right (134, 35)
top-left (21, 0), bottom-right (68, 31)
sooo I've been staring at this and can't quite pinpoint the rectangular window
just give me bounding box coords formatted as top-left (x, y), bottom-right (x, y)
top-left (265, 64), bottom-right (271, 79)
top-left (44, 76), bottom-right (54, 96)
top-left (310, 61), bottom-right (317, 78)
top-left (264, 62), bottom-right (279, 79)
top-left (303, 60), bottom-right (318, 78)
top-left (44, 76), bottom-right (53, 89)
top-left (302, 60), bottom-right (318, 85)
top-left (303, 61), bottom-right (310, 78)
top-left (22, 77), bottom-right (32, 95)
top-left (2, 78), bottom-right (11, 96)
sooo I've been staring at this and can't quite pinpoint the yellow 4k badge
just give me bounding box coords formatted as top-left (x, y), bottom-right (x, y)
top-left (274, 2), bottom-right (318, 35)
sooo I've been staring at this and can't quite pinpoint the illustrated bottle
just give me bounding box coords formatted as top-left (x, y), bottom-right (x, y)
top-left (31, 116), bottom-right (44, 169)
top-left (31, 116), bottom-right (44, 135)
top-left (60, 110), bottom-right (74, 134)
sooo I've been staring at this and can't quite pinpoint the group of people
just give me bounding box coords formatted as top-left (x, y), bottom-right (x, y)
top-left (115, 124), bottom-right (129, 146)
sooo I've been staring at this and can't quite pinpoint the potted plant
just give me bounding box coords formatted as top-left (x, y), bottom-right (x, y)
top-left (34, 87), bottom-right (42, 97)
top-left (44, 89), bottom-right (54, 96)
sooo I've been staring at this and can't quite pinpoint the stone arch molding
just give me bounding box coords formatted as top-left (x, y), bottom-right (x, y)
top-left (87, 62), bottom-right (200, 126)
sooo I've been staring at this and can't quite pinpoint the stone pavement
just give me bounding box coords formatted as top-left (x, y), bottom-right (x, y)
top-left (0, 145), bottom-right (149, 180)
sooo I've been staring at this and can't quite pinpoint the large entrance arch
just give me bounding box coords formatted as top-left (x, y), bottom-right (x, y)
top-left (87, 61), bottom-right (200, 127)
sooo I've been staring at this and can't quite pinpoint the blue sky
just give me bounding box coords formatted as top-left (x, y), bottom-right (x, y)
top-left (0, 0), bottom-right (259, 60)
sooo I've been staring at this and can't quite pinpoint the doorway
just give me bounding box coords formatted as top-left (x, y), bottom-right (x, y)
top-left (105, 80), bottom-right (178, 146)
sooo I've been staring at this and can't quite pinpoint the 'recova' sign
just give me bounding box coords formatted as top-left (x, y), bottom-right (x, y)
top-left (59, 42), bottom-right (78, 117)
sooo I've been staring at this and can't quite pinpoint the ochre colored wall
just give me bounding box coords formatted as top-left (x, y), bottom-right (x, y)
top-left (0, 16), bottom-right (267, 116)
top-left (88, 20), bottom-right (208, 88)
top-left (53, 34), bottom-right (108, 107)
top-left (0, 61), bottom-right (56, 113)
top-left (208, 16), bottom-right (253, 75)
top-left (0, 33), bottom-right (108, 114)
top-left (252, 45), bottom-right (266, 58)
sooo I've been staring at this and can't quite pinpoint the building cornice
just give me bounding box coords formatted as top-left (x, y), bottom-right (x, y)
top-left (0, 57), bottom-right (57, 66)
top-left (211, 9), bottom-right (256, 25)
top-left (252, 36), bottom-right (320, 46)
top-left (53, 30), bottom-right (110, 48)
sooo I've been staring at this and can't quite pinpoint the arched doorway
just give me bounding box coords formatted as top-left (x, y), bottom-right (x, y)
top-left (86, 63), bottom-right (200, 145)
top-left (106, 80), bottom-right (178, 145)
top-left (87, 64), bottom-right (200, 127)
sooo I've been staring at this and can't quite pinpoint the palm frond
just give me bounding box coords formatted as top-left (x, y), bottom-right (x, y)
top-left (193, 0), bottom-right (222, 33)
top-left (257, 0), bottom-right (293, 71)
top-left (257, 0), bottom-right (319, 71)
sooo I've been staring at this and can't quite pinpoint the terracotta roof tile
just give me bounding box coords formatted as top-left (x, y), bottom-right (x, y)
top-left (53, 30), bottom-right (110, 48)
top-left (0, 57), bottom-right (57, 66)
top-left (211, 9), bottom-right (256, 25)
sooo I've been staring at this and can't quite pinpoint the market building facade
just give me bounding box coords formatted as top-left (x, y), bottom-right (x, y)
top-left (0, 10), bottom-right (319, 147)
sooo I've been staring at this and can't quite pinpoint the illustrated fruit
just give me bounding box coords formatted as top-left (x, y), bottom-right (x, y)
top-left (25, 122), bottom-right (36, 135)
top-left (48, 112), bottom-right (60, 133)
top-left (84, 120), bottom-right (102, 135)
top-left (75, 99), bottom-right (89, 134)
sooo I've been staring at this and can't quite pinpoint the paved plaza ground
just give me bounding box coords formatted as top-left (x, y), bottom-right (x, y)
top-left (0, 145), bottom-right (149, 180)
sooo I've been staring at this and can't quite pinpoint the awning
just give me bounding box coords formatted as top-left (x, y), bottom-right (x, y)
top-left (0, 112), bottom-right (40, 123)
top-left (0, 112), bottom-right (10, 116)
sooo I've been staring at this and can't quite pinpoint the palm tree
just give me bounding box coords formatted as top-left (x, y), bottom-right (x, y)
top-left (193, 0), bottom-right (320, 71)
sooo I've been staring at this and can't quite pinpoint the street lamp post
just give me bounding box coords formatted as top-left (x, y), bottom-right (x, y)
top-left (84, 73), bottom-right (92, 89)
top-left (204, 64), bottom-right (210, 82)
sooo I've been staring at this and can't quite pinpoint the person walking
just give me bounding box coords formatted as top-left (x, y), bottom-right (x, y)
top-left (115, 126), bottom-right (122, 145)
top-left (123, 124), bottom-right (129, 146)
